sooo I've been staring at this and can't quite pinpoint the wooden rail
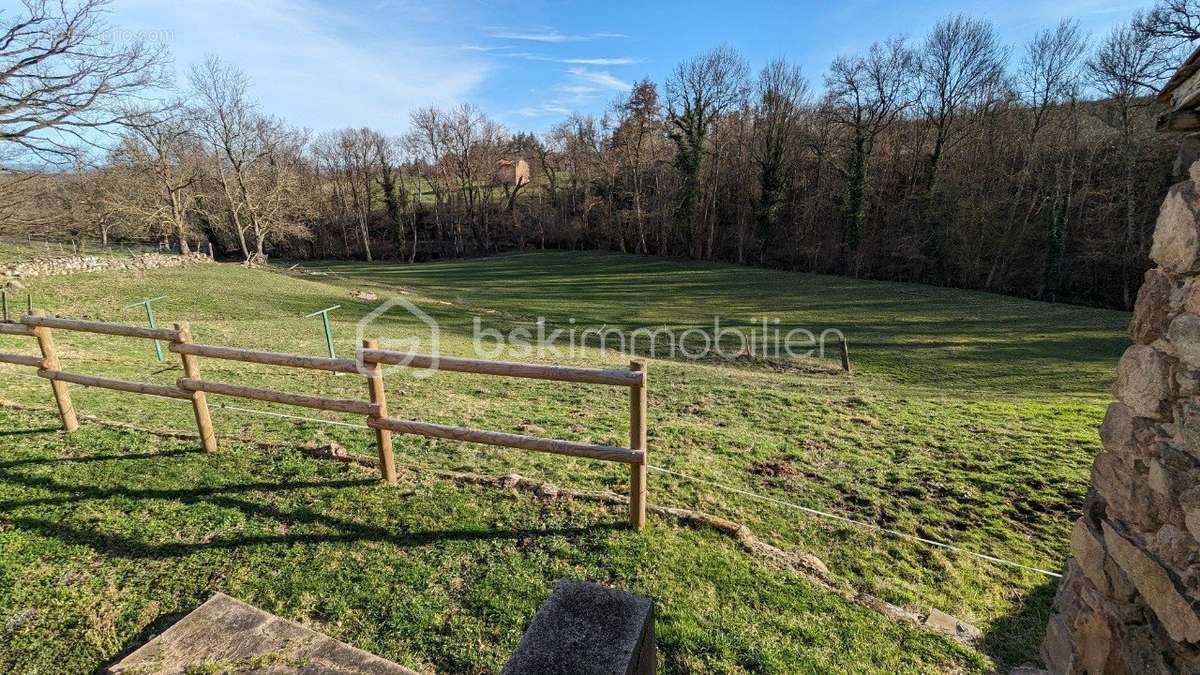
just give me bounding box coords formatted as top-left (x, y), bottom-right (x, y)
top-left (0, 322), bottom-right (35, 337)
top-left (177, 378), bottom-right (379, 416)
top-left (360, 349), bottom-right (644, 386)
top-left (0, 314), bottom-right (651, 528)
top-left (38, 369), bottom-right (191, 400)
top-left (366, 417), bottom-right (645, 464)
top-left (22, 315), bottom-right (180, 341)
top-left (0, 353), bottom-right (42, 367)
top-left (172, 343), bottom-right (361, 374)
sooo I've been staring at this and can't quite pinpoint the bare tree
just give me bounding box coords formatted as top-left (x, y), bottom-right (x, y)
top-left (666, 46), bottom-right (749, 257)
top-left (825, 37), bottom-right (917, 269)
top-left (1089, 23), bottom-right (1167, 305)
top-left (1019, 20), bottom-right (1086, 145)
top-left (61, 163), bottom-right (128, 245)
top-left (371, 132), bottom-right (411, 262)
top-left (1135, 0), bottom-right (1200, 53)
top-left (918, 15), bottom-right (1007, 191)
top-left (405, 106), bottom-right (450, 255)
top-left (0, 0), bottom-right (168, 163)
top-left (994, 20), bottom-right (1086, 297)
top-left (110, 102), bottom-right (203, 253)
top-left (313, 128), bottom-right (380, 261)
top-left (611, 80), bottom-right (661, 254)
top-left (189, 57), bottom-right (306, 262)
top-left (442, 103), bottom-right (507, 253)
top-left (752, 58), bottom-right (809, 261)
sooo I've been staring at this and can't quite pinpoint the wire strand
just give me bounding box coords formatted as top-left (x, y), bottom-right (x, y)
top-left (647, 465), bottom-right (1061, 578)
top-left (211, 402), bottom-right (370, 429)
top-left (0, 370), bottom-right (1064, 580)
top-left (211, 401), bottom-right (1063, 579)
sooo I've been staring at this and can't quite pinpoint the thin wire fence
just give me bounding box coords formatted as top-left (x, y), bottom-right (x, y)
top-left (0, 363), bottom-right (1062, 582)
top-left (0, 234), bottom-right (171, 258)
top-left (209, 399), bottom-right (1065, 578)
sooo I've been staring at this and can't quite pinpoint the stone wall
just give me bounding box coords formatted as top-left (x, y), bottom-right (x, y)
top-left (1, 252), bottom-right (212, 281)
top-left (1042, 161), bottom-right (1200, 672)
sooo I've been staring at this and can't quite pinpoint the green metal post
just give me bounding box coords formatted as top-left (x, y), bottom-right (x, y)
top-left (304, 305), bottom-right (341, 359)
top-left (145, 301), bottom-right (164, 362)
top-left (125, 296), bottom-right (168, 362)
top-left (2, 291), bottom-right (7, 322)
top-left (321, 310), bottom-right (335, 359)
top-left (26, 293), bottom-right (32, 315)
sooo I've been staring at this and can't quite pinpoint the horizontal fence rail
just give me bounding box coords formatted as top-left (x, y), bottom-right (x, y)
top-left (0, 312), bottom-right (650, 528)
top-left (177, 378), bottom-right (379, 416)
top-left (360, 349), bottom-right (645, 386)
top-left (22, 315), bottom-right (180, 341)
top-left (366, 417), bottom-right (645, 465)
top-left (0, 323), bottom-right (34, 337)
top-left (39, 369), bottom-right (191, 400)
top-left (171, 343), bottom-right (362, 374)
top-left (0, 353), bottom-right (41, 367)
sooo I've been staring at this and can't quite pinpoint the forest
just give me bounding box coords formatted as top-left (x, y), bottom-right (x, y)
top-left (3, 0), bottom-right (1199, 309)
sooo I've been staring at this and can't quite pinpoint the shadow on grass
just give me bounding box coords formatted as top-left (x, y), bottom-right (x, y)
top-left (0, 457), bottom-right (624, 560)
top-left (979, 577), bottom-right (1057, 670)
top-left (0, 448), bottom-right (194, 469)
top-left (0, 426), bottom-right (61, 437)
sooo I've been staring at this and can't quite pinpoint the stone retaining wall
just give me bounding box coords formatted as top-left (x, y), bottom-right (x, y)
top-left (1042, 160), bottom-right (1200, 672)
top-left (1, 252), bottom-right (212, 281)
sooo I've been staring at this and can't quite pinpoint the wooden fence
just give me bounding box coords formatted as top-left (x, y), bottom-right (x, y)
top-left (0, 311), bottom-right (649, 528)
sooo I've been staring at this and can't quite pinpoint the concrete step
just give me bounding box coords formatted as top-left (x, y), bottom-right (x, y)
top-left (108, 592), bottom-right (416, 674)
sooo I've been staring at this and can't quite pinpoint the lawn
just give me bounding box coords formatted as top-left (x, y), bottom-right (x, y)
top-left (0, 247), bottom-right (1129, 672)
top-left (0, 407), bottom-right (977, 674)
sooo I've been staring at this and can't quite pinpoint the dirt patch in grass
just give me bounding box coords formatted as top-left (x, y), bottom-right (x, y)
top-left (748, 458), bottom-right (800, 478)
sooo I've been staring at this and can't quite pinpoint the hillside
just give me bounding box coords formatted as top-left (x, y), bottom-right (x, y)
top-left (0, 250), bottom-right (1130, 671)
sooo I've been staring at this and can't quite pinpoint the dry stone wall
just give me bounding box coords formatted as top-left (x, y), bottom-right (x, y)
top-left (1, 252), bottom-right (211, 282)
top-left (1042, 161), bottom-right (1200, 673)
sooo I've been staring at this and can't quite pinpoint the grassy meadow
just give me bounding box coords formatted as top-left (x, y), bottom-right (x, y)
top-left (0, 246), bottom-right (1129, 673)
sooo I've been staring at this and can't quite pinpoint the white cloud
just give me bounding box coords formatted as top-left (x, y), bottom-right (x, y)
top-left (511, 103), bottom-right (573, 118)
top-left (487, 26), bottom-right (628, 43)
top-left (557, 84), bottom-right (599, 96)
top-left (560, 57), bottom-right (640, 65)
top-left (459, 44), bottom-right (513, 52)
top-left (566, 67), bottom-right (632, 91)
top-left (113, 0), bottom-right (491, 134)
top-left (508, 65), bottom-right (632, 124)
top-left (504, 53), bottom-right (641, 66)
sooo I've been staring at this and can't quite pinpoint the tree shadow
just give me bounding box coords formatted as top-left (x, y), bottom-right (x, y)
top-left (0, 458), bottom-right (625, 560)
top-left (978, 576), bottom-right (1057, 670)
top-left (0, 448), bottom-right (194, 469)
top-left (0, 426), bottom-right (61, 437)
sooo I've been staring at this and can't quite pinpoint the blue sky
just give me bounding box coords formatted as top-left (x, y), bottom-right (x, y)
top-left (62, 0), bottom-right (1151, 135)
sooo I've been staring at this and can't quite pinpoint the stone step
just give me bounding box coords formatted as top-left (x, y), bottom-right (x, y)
top-left (108, 592), bottom-right (416, 674)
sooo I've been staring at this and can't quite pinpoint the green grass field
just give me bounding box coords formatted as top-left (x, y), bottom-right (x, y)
top-left (0, 247), bottom-right (1129, 673)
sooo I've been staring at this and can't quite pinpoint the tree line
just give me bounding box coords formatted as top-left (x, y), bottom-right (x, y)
top-left (3, 0), bottom-right (1200, 308)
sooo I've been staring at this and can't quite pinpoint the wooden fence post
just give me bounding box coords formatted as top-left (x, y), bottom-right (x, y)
top-left (175, 322), bottom-right (217, 453)
top-left (29, 309), bottom-right (77, 432)
top-left (838, 335), bottom-right (851, 374)
top-left (364, 339), bottom-right (397, 484)
top-left (629, 360), bottom-right (647, 530)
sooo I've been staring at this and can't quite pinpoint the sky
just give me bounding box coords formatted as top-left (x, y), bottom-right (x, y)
top-left (28, 0), bottom-right (1155, 136)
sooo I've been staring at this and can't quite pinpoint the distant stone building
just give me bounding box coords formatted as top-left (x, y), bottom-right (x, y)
top-left (494, 159), bottom-right (530, 187)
